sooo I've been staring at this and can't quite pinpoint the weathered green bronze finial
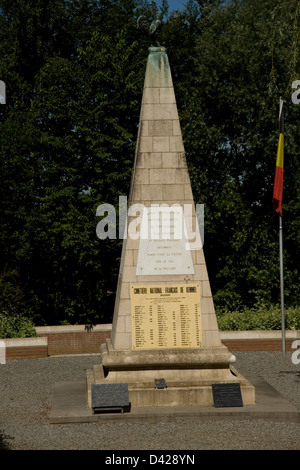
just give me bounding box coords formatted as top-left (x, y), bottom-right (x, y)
top-left (137, 1), bottom-right (162, 46)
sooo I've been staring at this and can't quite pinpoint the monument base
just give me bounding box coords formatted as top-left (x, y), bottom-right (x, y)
top-left (86, 339), bottom-right (255, 409)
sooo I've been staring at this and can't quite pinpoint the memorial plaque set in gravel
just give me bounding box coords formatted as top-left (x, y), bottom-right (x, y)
top-left (212, 383), bottom-right (243, 408)
top-left (91, 383), bottom-right (130, 414)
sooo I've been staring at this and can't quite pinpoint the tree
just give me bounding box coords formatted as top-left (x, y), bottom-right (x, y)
top-left (178, 0), bottom-right (300, 310)
top-left (0, 0), bottom-right (299, 327)
top-left (0, 0), bottom-right (147, 324)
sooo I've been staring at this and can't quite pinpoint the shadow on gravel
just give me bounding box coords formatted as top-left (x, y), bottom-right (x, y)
top-left (0, 431), bottom-right (11, 450)
top-left (280, 370), bottom-right (300, 382)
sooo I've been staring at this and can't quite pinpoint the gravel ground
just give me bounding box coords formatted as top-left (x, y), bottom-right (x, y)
top-left (0, 351), bottom-right (299, 451)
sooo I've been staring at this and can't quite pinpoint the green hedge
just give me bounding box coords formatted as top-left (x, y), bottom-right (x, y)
top-left (1, 304), bottom-right (299, 338)
top-left (216, 305), bottom-right (300, 331)
top-left (0, 311), bottom-right (37, 339)
top-left (0, 270), bottom-right (37, 338)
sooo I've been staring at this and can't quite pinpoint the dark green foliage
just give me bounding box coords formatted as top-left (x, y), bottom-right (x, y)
top-left (0, 0), bottom-right (299, 327)
top-left (0, 311), bottom-right (37, 338)
top-left (0, 270), bottom-right (36, 337)
top-left (177, 0), bottom-right (300, 311)
top-left (0, 0), bottom-right (145, 325)
top-left (217, 305), bottom-right (300, 331)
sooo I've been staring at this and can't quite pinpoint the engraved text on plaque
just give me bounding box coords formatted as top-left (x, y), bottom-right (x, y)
top-left (131, 284), bottom-right (202, 349)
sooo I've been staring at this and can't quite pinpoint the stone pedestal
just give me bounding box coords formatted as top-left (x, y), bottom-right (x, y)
top-left (87, 338), bottom-right (254, 407)
top-left (87, 47), bottom-right (255, 409)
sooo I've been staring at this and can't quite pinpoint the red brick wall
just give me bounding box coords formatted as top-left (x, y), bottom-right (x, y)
top-left (39, 330), bottom-right (111, 355)
top-left (6, 346), bottom-right (48, 360)
top-left (3, 328), bottom-right (298, 360)
top-left (222, 338), bottom-right (295, 352)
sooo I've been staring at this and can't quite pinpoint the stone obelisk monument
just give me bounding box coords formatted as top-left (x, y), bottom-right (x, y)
top-left (87, 5), bottom-right (254, 408)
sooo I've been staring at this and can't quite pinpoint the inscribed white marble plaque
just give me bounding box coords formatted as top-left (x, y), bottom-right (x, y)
top-left (136, 206), bottom-right (194, 275)
top-left (131, 284), bottom-right (202, 350)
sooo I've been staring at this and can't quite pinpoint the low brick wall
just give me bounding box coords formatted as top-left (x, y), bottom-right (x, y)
top-left (36, 324), bottom-right (112, 355)
top-left (3, 337), bottom-right (48, 360)
top-left (1, 327), bottom-right (299, 360)
top-left (220, 330), bottom-right (300, 352)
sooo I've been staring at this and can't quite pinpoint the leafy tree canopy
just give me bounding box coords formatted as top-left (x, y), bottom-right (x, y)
top-left (0, 0), bottom-right (299, 325)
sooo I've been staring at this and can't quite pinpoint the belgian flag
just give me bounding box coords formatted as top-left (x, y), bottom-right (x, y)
top-left (272, 97), bottom-right (284, 215)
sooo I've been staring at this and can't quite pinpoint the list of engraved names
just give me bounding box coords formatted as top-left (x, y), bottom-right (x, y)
top-left (131, 284), bottom-right (202, 350)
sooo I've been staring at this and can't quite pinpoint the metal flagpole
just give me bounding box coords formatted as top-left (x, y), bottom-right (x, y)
top-left (278, 93), bottom-right (286, 355)
top-left (279, 213), bottom-right (285, 355)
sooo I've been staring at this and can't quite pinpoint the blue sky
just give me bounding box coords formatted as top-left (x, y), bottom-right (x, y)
top-left (155, 0), bottom-right (187, 12)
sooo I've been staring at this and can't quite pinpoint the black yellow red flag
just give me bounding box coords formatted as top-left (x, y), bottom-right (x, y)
top-left (272, 98), bottom-right (284, 215)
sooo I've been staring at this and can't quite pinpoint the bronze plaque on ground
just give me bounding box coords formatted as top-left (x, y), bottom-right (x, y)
top-left (131, 284), bottom-right (202, 350)
top-left (212, 383), bottom-right (243, 407)
top-left (91, 383), bottom-right (129, 413)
